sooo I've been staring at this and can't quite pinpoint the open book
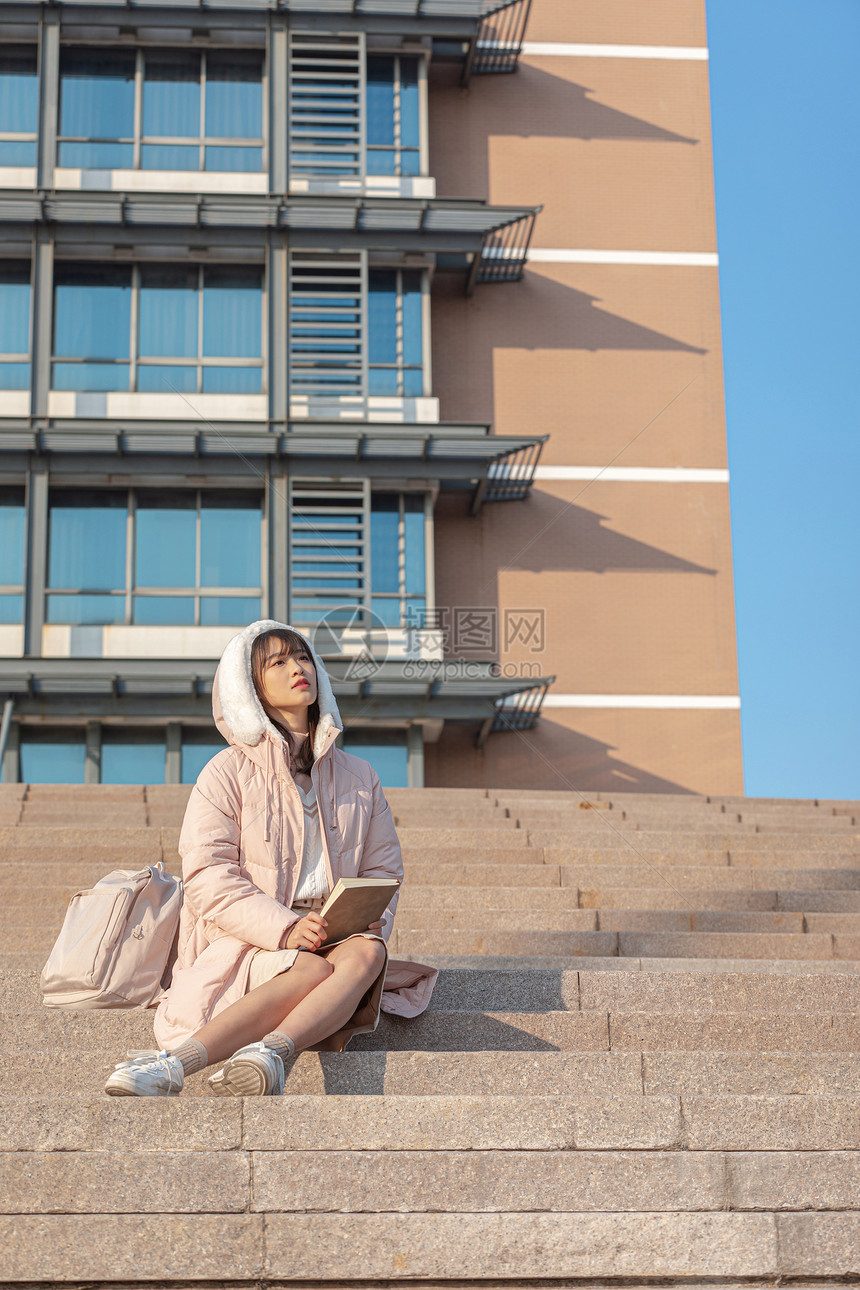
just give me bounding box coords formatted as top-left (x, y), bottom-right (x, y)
top-left (319, 877), bottom-right (400, 946)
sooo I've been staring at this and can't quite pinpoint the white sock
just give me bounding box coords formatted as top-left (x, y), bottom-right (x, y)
top-left (263, 1031), bottom-right (296, 1061)
top-left (170, 1037), bottom-right (208, 1075)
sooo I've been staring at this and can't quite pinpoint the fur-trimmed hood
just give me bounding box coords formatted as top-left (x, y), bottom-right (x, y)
top-left (212, 620), bottom-right (343, 765)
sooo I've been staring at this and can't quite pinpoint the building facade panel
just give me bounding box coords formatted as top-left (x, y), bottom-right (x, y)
top-left (432, 264), bottom-right (729, 470)
top-left (434, 482), bottom-right (739, 694)
top-left (430, 59), bottom-right (717, 253)
top-left (425, 707), bottom-right (742, 797)
top-left (0, 0), bottom-right (741, 794)
top-left (526, 0), bottom-right (708, 49)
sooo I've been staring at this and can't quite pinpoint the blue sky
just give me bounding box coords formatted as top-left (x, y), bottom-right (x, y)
top-left (705, 0), bottom-right (859, 799)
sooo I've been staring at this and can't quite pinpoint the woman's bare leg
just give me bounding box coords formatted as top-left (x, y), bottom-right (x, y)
top-left (188, 953), bottom-right (333, 1066)
top-left (274, 937), bottom-right (386, 1052)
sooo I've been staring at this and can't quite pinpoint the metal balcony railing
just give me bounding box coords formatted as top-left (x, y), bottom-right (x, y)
top-left (466, 0), bottom-right (533, 78)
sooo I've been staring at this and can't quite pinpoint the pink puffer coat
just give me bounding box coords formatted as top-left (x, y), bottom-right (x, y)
top-left (153, 619), bottom-right (438, 1051)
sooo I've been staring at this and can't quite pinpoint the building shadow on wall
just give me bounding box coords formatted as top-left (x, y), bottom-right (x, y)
top-left (431, 271), bottom-right (706, 426)
top-left (425, 720), bottom-right (698, 796)
top-left (496, 498), bottom-right (716, 576)
top-left (429, 61), bottom-right (699, 199)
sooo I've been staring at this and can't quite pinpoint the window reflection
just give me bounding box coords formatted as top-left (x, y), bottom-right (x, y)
top-left (101, 729), bottom-right (166, 785)
top-left (370, 492), bottom-right (426, 629)
top-left (340, 729), bottom-right (408, 788)
top-left (53, 267), bottom-right (132, 392)
top-left (0, 48), bottom-right (38, 166)
top-left (181, 728), bottom-right (228, 783)
top-left (19, 729), bottom-right (86, 784)
top-left (58, 48), bottom-right (263, 173)
top-left (366, 56), bottom-right (420, 177)
top-left (0, 488), bottom-right (25, 625)
top-left (0, 263), bottom-right (31, 390)
top-left (368, 269), bottom-right (424, 397)
top-left (52, 263), bottom-right (263, 395)
top-left (58, 52), bottom-right (136, 169)
top-left (46, 488), bottom-right (262, 625)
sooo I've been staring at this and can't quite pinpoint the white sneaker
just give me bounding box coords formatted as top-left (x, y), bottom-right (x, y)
top-left (207, 1041), bottom-right (285, 1097)
top-left (104, 1049), bottom-right (184, 1098)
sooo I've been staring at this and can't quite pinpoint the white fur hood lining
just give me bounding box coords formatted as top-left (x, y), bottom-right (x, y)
top-left (214, 619), bottom-right (343, 760)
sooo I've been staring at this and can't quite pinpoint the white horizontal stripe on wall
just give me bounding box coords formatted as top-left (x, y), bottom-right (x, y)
top-left (527, 249), bottom-right (719, 266)
top-left (535, 467), bottom-right (729, 483)
top-left (539, 695), bottom-right (741, 710)
top-left (521, 43), bottom-right (709, 61)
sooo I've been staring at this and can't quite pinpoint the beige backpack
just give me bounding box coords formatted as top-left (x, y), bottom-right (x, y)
top-left (40, 863), bottom-right (183, 1010)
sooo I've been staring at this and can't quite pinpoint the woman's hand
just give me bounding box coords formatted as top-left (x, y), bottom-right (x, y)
top-left (366, 920), bottom-right (383, 932)
top-left (285, 913), bottom-right (328, 952)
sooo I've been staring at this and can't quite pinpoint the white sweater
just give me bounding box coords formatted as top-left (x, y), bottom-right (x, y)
top-left (292, 779), bottom-right (329, 900)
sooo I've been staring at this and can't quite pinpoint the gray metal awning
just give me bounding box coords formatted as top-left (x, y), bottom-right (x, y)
top-left (0, 194), bottom-right (539, 289)
top-left (4, 657), bottom-right (555, 745)
top-left (3, 0), bottom-right (523, 16)
top-left (0, 420), bottom-right (546, 500)
top-left (0, 192), bottom-right (532, 236)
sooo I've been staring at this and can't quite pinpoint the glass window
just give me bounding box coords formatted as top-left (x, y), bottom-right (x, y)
top-left (53, 263), bottom-right (263, 395)
top-left (370, 492), bottom-right (427, 629)
top-left (59, 47), bottom-right (264, 173)
top-left (200, 494), bottom-right (261, 588)
top-left (340, 729), bottom-right (408, 788)
top-left (58, 51), bottom-right (135, 169)
top-left (46, 491), bottom-right (127, 625)
top-left (366, 56), bottom-right (421, 177)
top-left (181, 728), bottom-right (228, 783)
top-left (0, 488), bottom-right (25, 624)
top-left (19, 729), bottom-right (86, 784)
top-left (46, 487), bottom-right (262, 626)
top-left (101, 729), bottom-right (166, 785)
top-left (368, 268), bottom-right (423, 397)
top-left (142, 53), bottom-right (200, 150)
top-left (135, 492), bottom-right (197, 588)
top-left (52, 266), bottom-right (131, 392)
top-left (202, 267), bottom-right (264, 392)
top-left (204, 52), bottom-right (263, 171)
top-left (0, 263), bottom-right (30, 390)
top-left (0, 48), bottom-right (38, 166)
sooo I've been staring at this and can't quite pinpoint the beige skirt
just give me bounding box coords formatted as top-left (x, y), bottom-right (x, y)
top-left (248, 904), bottom-right (388, 1049)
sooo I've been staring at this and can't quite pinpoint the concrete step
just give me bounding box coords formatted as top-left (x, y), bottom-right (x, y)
top-left (5, 1209), bottom-right (857, 1282)
top-left (16, 907), bottom-right (834, 938)
top-left (539, 830), bottom-right (860, 852)
top-left (561, 863), bottom-right (860, 888)
top-left (392, 813), bottom-right (514, 829)
top-left (5, 1004), bottom-right (860, 1054)
top-left (6, 883), bottom-right (836, 920)
top-left (407, 955), bottom-right (860, 976)
top-left (3, 1135), bottom-right (860, 1212)
top-left (6, 1089), bottom-right (860, 1153)
top-left (393, 928), bottom-right (842, 960)
top-left (2, 1045), bottom-right (860, 1097)
top-left (10, 966), bottom-right (860, 1015)
top-left (11, 949), bottom-right (860, 977)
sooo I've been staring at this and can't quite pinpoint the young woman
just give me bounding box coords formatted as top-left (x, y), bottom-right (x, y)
top-left (104, 619), bottom-right (438, 1097)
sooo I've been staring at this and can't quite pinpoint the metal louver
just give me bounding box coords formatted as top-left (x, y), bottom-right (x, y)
top-left (288, 478), bottom-right (371, 630)
top-left (288, 250), bottom-right (367, 417)
top-left (288, 32), bottom-right (365, 183)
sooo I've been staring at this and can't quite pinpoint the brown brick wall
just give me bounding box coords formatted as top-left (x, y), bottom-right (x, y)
top-left (425, 0), bottom-right (741, 794)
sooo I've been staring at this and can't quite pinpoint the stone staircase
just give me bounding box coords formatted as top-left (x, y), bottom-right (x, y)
top-left (2, 781), bottom-right (860, 1284)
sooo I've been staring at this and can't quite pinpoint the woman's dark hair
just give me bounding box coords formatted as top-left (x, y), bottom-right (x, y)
top-left (250, 628), bottom-right (319, 774)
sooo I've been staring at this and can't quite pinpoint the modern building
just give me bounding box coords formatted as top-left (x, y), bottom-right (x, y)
top-left (0, 0), bottom-right (742, 795)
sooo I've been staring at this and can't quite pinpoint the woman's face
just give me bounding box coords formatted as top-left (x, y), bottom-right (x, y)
top-left (257, 640), bottom-right (318, 717)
